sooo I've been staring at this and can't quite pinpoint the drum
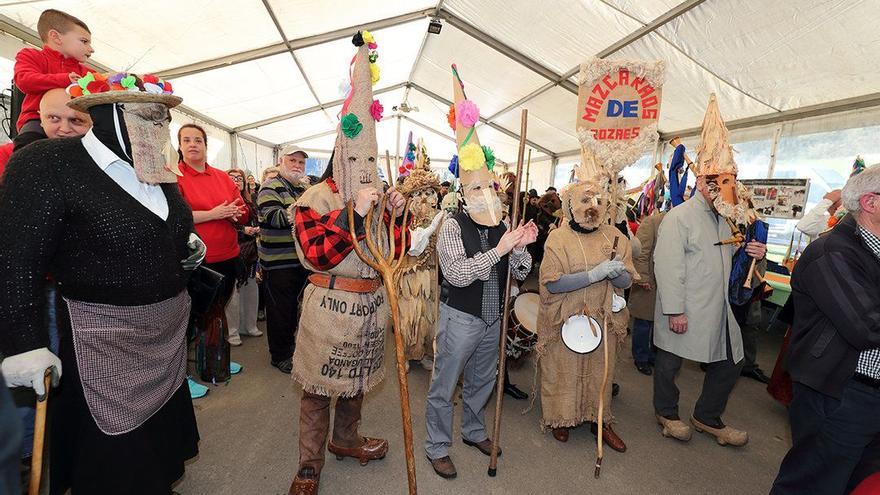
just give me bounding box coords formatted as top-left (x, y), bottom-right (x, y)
top-left (561, 314), bottom-right (603, 354)
top-left (507, 291), bottom-right (539, 359)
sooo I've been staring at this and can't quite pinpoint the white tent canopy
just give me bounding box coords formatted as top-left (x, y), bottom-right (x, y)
top-left (2, 0), bottom-right (880, 183)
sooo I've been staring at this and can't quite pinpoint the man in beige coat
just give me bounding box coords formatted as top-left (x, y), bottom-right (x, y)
top-left (652, 94), bottom-right (767, 447)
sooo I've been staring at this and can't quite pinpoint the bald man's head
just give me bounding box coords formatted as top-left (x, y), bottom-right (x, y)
top-left (40, 88), bottom-right (91, 138)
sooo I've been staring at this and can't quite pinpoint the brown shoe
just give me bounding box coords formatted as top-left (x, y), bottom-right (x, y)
top-left (552, 427), bottom-right (570, 443)
top-left (462, 438), bottom-right (501, 457)
top-left (590, 422), bottom-right (627, 452)
top-left (327, 436), bottom-right (389, 466)
top-left (427, 455), bottom-right (457, 479)
top-left (288, 468), bottom-right (319, 495)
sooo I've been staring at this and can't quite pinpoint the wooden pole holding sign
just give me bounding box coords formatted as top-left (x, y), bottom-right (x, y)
top-left (488, 109), bottom-right (528, 478)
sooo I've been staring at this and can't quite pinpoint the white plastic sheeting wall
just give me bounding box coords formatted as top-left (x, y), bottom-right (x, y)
top-left (2, 0), bottom-right (880, 168)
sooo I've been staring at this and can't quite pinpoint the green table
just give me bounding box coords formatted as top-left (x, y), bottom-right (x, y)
top-left (763, 272), bottom-right (791, 330)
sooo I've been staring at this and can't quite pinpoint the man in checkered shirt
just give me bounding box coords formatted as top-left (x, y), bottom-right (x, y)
top-left (773, 164), bottom-right (880, 494)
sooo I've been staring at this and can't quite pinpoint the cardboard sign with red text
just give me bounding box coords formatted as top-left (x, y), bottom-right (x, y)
top-left (575, 58), bottom-right (665, 173)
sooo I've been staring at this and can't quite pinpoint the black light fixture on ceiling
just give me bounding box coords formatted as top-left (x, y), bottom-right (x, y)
top-left (427, 18), bottom-right (442, 35)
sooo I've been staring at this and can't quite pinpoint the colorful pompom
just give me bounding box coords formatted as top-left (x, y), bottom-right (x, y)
top-left (85, 80), bottom-right (109, 94)
top-left (448, 155), bottom-right (459, 177)
top-left (121, 75), bottom-right (137, 89)
top-left (458, 142), bottom-right (485, 171)
top-left (341, 113), bottom-right (363, 139)
top-left (143, 82), bottom-right (164, 94)
top-left (369, 63), bottom-right (380, 85)
top-left (482, 145), bottom-right (495, 171)
top-left (142, 74), bottom-right (159, 84)
top-left (369, 99), bottom-right (383, 122)
top-left (108, 72), bottom-right (125, 85)
top-left (447, 104), bottom-right (456, 131)
top-left (456, 99), bottom-right (479, 128)
top-left (162, 80), bottom-right (173, 94)
top-left (67, 84), bottom-right (83, 97)
top-left (77, 72), bottom-right (95, 90)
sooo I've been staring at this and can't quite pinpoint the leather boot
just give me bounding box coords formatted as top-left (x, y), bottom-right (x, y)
top-left (298, 393), bottom-right (332, 475)
top-left (590, 422), bottom-right (626, 452)
top-left (289, 467), bottom-right (320, 495)
top-left (552, 427), bottom-right (570, 443)
top-left (327, 394), bottom-right (389, 465)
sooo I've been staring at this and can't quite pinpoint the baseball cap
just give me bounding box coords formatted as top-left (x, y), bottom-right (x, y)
top-left (280, 145), bottom-right (309, 158)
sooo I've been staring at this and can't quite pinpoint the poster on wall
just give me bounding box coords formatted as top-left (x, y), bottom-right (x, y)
top-left (575, 58), bottom-right (665, 171)
top-left (740, 178), bottom-right (811, 219)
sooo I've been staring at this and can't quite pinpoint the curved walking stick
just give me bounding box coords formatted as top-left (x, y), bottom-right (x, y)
top-left (489, 109), bottom-right (528, 477)
top-left (347, 197), bottom-right (417, 495)
top-left (29, 370), bottom-right (51, 495)
top-left (595, 236), bottom-right (619, 478)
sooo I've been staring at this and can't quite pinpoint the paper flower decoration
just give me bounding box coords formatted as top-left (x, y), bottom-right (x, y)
top-left (161, 80), bottom-right (173, 94)
top-left (369, 63), bottom-right (380, 85)
top-left (458, 142), bottom-right (486, 171)
top-left (456, 99), bottom-right (479, 128)
top-left (362, 30), bottom-right (377, 49)
top-left (482, 145), bottom-right (495, 171)
top-left (108, 72), bottom-right (125, 85)
top-left (447, 104), bottom-right (456, 131)
top-left (86, 80), bottom-right (109, 94)
top-left (369, 99), bottom-right (383, 122)
top-left (369, 52), bottom-right (378, 63)
top-left (121, 75), bottom-right (137, 89)
top-left (67, 84), bottom-right (83, 97)
top-left (341, 113), bottom-right (363, 139)
top-left (352, 31), bottom-right (365, 47)
top-left (448, 155), bottom-right (459, 177)
top-left (143, 82), bottom-right (163, 94)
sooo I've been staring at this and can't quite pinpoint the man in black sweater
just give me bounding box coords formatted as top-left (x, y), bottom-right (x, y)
top-left (772, 165), bottom-right (880, 494)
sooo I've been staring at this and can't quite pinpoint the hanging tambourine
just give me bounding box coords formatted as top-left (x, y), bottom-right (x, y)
top-left (561, 314), bottom-right (603, 354)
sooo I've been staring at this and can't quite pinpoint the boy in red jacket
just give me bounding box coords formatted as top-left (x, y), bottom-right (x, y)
top-left (13, 9), bottom-right (93, 148)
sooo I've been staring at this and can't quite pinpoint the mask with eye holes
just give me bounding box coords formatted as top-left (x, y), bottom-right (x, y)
top-left (560, 175), bottom-right (611, 231)
top-left (88, 101), bottom-right (180, 184)
top-left (462, 174), bottom-right (503, 227)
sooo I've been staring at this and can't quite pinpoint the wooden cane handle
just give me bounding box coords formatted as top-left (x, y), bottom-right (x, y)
top-left (29, 371), bottom-right (52, 495)
top-left (743, 257), bottom-right (758, 288)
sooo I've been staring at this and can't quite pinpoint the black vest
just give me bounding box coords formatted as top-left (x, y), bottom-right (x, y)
top-left (442, 212), bottom-right (509, 319)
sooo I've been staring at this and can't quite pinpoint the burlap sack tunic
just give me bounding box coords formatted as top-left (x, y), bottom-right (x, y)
top-left (292, 181), bottom-right (391, 398)
top-left (536, 223), bottom-right (635, 428)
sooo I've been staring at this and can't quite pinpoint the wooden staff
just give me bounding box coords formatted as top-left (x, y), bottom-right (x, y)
top-left (520, 149), bottom-right (532, 223)
top-left (385, 150), bottom-right (395, 186)
top-left (346, 197), bottom-right (417, 494)
top-left (488, 109), bottom-right (528, 477)
top-left (595, 236), bottom-right (619, 478)
top-left (29, 371), bottom-right (52, 495)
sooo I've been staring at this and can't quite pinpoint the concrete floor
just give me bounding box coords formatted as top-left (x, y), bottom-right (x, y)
top-left (175, 310), bottom-right (791, 495)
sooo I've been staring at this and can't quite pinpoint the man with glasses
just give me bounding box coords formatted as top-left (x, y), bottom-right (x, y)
top-left (772, 165), bottom-right (880, 494)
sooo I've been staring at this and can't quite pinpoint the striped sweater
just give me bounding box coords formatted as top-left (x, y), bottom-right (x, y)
top-left (257, 176), bottom-right (305, 270)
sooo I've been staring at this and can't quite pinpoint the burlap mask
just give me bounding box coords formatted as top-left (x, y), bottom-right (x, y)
top-left (561, 177), bottom-right (610, 230)
top-left (462, 171), bottom-right (503, 227)
top-left (332, 41), bottom-right (381, 202)
top-left (119, 102), bottom-right (180, 184)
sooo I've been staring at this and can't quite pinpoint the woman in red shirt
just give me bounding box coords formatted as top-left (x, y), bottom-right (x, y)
top-left (176, 124), bottom-right (249, 383)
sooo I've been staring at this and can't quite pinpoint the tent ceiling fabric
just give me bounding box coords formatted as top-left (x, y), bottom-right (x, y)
top-left (2, 0), bottom-right (879, 162)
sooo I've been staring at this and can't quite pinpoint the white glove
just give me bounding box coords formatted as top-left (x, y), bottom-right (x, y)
top-left (407, 211), bottom-right (445, 256)
top-left (1, 347), bottom-right (62, 399)
top-left (611, 293), bottom-right (627, 313)
top-left (586, 260), bottom-right (627, 284)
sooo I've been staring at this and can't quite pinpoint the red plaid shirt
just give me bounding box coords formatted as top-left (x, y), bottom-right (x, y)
top-left (295, 178), bottom-right (408, 271)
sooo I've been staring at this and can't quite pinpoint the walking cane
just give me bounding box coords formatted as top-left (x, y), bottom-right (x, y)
top-left (595, 236), bottom-right (619, 478)
top-left (346, 175), bottom-right (417, 494)
top-left (29, 370), bottom-right (52, 495)
top-left (488, 108), bottom-right (528, 477)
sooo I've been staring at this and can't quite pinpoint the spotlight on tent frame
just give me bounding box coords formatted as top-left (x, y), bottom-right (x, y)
top-left (428, 18), bottom-right (442, 35)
